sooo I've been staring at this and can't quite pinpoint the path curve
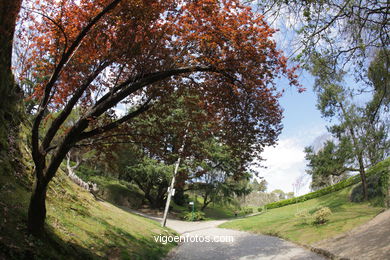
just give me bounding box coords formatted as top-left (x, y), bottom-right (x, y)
top-left (164, 221), bottom-right (325, 260)
top-left (125, 208), bottom-right (325, 260)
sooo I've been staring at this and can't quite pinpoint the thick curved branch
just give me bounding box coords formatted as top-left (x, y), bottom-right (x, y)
top-left (42, 61), bottom-right (111, 152)
top-left (89, 65), bottom-right (217, 119)
top-left (33, 0), bottom-right (122, 160)
top-left (77, 98), bottom-right (153, 141)
top-left (43, 65), bottom-right (217, 184)
top-left (94, 65), bottom-right (217, 109)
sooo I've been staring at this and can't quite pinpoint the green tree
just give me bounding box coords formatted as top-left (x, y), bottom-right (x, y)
top-left (258, 179), bottom-right (268, 192)
top-left (286, 192), bottom-right (294, 199)
top-left (189, 139), bottom-right (251, 211)
top-left (271, 189), bottom-right (286, 200)
top-left (251, 178), bottom-right (267, 192)
top-left (125, 156), bottom-right (173, 209)
top-left (367, 50), bottom-right (390, 119)
top-left (310, 52), bottom-right (389, 199)
top-left (251, 179), bottom-right (260, 191)
top-left (305, 140), bottom-right (354, 190)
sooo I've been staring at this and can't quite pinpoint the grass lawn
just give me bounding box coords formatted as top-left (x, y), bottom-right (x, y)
top-left (184, 195), bottom-right (250, 220)
top-left (203, 205), bottom-right (237, 219)
top-left (220, 185), bottom-right (384, 245)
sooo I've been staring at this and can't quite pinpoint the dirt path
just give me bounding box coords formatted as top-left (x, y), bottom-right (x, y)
top-left (314, 209), bottom-right (390, 260)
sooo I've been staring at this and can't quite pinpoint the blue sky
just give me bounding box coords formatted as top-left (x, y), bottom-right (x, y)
top-left (248, 7), bottom-right (333, 195)
top-left (253, 73), bottom-right (329, 195)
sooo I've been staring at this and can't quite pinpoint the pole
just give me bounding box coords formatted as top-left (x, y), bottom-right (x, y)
top-left (161, 124), bottom-right (190, 227)
top-left (161, 157), bottom-right (181, 227)
top-left (191, 203), bottom-right (194, 221)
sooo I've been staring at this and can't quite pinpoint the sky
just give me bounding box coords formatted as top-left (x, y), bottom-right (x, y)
top-left (248, 7), bottom-right (332, 196)
top-left (252, 74), bottom-right (329, 195)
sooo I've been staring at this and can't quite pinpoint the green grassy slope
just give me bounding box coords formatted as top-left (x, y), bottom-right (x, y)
top-left (78, 173), bottom-right (145, 209)
top-left (220, 186), bottom-right (383, 245)
top-left (0, 150), bottom-right (176, 259)
top-left (220, 159), bottom-right (389, 245)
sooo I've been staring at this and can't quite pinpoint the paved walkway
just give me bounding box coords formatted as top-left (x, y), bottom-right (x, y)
top-left (124, 207), bottom-right (325, 260)
top-left (165, 226), bottom-right (325, 260)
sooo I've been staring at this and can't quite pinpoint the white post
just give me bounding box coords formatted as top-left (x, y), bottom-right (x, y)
top-left (161, 124), bottom-right (189, 227)
top-left (161, 157), bottom-right (181, 227)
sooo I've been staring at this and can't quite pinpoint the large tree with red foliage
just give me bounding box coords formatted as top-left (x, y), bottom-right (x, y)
top-left (17, 0), bottom-right (301, 236)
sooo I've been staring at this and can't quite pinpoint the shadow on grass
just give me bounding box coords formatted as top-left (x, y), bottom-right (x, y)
top-left (0, 223), bottom-right (101, 260)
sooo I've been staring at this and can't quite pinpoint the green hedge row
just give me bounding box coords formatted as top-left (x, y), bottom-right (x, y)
top-left (265, 158), bottom-right (390, 210)
top-left (378, 160), bottom-right (390, 207)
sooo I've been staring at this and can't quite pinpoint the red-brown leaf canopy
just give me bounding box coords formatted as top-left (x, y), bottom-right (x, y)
top-left (19, 0), bottom-right (300, 166)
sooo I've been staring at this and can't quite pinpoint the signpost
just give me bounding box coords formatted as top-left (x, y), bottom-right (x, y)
top-left (189, 201), bottom-right (194, 221)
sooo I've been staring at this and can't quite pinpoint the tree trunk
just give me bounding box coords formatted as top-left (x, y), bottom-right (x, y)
top-left (144, 193), bottom-right (157, 208)
top-left (201, 193), bottom-right (211, 211)
top-left (152, 194), bottom-right (166, 209)
top-left (339, 103), bottom-right (369, 201)
top-left (27, 176), bottom-right (48, 236)
top-left (357, 153), bottom-right (368, 201)
top-left (201, 201), bottom-right (210, 211)
top-left (0, 0), bottom-right (22, 153)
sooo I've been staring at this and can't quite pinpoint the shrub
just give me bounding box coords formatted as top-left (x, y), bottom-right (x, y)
top-left (295, 209), bottom-right (310, 224)
top-left (173, 191), bottom-right (189, 206)
top-left (313, 207), bottom-right (332, 224)
top-left (351, 166), bottom-right (389, 206)
top-left (350, 175), bottom-right (380, 202)
top-left (241, 207), bottom-right (253, 215)
top-left (181, 211), bottom-right (205, 221)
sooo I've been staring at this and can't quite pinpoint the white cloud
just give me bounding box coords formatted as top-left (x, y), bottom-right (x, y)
top-left (253, 125), bottom-right (327, 196)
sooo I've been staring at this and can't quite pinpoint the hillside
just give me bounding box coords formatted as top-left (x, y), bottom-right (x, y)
top-left (220, 158), bottom-right (389, 247)
top-left (0, 143), bottom-right (176, 259)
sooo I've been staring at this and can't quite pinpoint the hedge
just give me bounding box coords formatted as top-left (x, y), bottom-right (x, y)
top-left (265, 158), bottom-right (390, 210)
